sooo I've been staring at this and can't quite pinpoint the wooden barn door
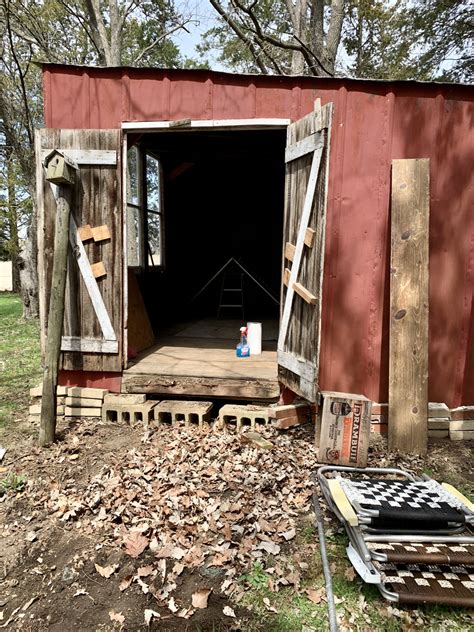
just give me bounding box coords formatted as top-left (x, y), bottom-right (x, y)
top-left (277, 102), bottom-right (332, 402)
top-left (36, 129), bottom-right (123, 372)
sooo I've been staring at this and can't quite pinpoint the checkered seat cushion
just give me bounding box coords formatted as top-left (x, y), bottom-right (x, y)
top-left (368, 541), bottom-right (474, 565)
top-left (338, 478), bottom-right (469, 525)
top-left (376, 561), bottom-right (474, 607)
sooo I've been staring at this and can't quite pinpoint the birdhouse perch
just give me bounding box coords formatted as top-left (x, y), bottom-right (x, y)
top-left (44, 149), bottom-right (78, 185)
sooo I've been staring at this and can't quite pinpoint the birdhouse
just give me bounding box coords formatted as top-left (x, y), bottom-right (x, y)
top-left (44, 149), bottom-right (78, 185)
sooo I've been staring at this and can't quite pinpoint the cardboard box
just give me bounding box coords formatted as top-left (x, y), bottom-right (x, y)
top-left (316, 391), bottom-right (372, 466)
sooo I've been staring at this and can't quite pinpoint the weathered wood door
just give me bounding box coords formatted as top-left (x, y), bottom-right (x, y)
top-left (36, 129), bottom-right (123, 372)
top-left (277, 102), bottom-right (332, 402)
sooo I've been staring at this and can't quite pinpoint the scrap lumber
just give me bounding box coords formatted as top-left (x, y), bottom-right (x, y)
top-left (388, 159), bottom-right (430, 455)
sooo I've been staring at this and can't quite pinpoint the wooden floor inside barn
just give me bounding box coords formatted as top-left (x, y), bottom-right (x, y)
top-left (122, 319), bottom-right (279, 400)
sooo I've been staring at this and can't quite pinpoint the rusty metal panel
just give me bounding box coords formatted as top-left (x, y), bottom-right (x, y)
top-left (41, 65), bottom-right (474, 407)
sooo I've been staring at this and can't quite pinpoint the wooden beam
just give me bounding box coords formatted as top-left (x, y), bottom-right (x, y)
top-left (388, 158), bottom-right (429, 455)
top-left (91, 224), bottom-right (111, 242)
top-left (305, 227), bottom-right (316, 248)
top-left (91, 261), bottom-right (107, 278)
top-left (285, 242), bottom-right (295, 262)
top-left (293, 282), bottom-right (317, 305)
top-left (285, 133), bottom-right (323, 163)
top-left (285, 228), bottom-right (316, 262)
top-left (39, 186), bottom-right (73, 446)
top-left (78, 224), bottom-right (93, 241)
top-left (283, 267), bottom-right (291, 286)
top-left (42, 149), bottom-right (117, 165)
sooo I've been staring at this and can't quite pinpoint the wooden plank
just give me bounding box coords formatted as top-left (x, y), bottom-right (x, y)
top-left (60, 336), bottom-right (118, 353)
top-left (122, 374), bottom-right (280, 401)
top-left (285, 133), bottom-right (322, 163)
top-left (41, 149), bottom-right (117, 165)
top-left (285, 242), bottom-right (295, 262)
top-left (278, 138), bottom-right (324, 352)
top-left (78, 224), bottom-right (93, 241)
top-left (92, 224), bottom-right (111, 242)
top-left (283, 267), bottom-right (291, 287)
top-left (121, 119), bottom-right (291, 131)
top-left (293, 282), bottom-right (317, 305)
top-left (388, 158), bottom-right (429, 455)
top-left (127, 269), bottom-right (155, 353)
top-left (305, 227), bottom-right (316, 248)
top-left (91, 261), bottom-right (107, 279)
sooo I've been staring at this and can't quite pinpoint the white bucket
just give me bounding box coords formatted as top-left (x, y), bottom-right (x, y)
top-left (247, 322), bottom-right (262, 355)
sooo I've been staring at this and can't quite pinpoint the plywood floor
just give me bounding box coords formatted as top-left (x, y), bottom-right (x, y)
top-left (125, 319), bottom-right (278, 380)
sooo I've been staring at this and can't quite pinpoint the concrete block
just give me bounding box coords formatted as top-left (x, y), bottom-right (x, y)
top-left (153, 400), bottom-right (213, 428)
top-left (450, 430), bottom-right (474, 441)
top-left (67, 387), bottom-right (108, 400)
top-left (428, 402), bottom-right (451, 419)
top-left (450, 406), bottom-right (474, 421)
top-left (450, 420), bottom-right (474, 431)
top-left (428, 419), bottom-right (450, 430)
top-left (29, 385), bottom-right (67, 397)
top-left (428, 429), bottom-right (449, 438)
top-left (65, 397), bottom-right (104, 408)
top-left (218, 404), bottom-right (270, 432)
top-left (102, 401), bottom-right (157, 426)
top-left (104, 393), bottom-right (146, 405)
top-left (64, 406), bottom-right (102, 417)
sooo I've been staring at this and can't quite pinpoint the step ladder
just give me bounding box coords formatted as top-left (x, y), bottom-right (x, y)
top-left (217, 270), bottom-right (244, 320)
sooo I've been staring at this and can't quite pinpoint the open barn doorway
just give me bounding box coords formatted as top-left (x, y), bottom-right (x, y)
top-left (123, 125), bottom-right (287, 399)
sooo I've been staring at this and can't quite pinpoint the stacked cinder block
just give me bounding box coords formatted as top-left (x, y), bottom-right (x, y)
top-left (450, 406), bottom-right (474, 441)
top-left (29, 384), bottom-right (68, 423)
top-left (428, 402), bottom-right (451, 438)
top-left (268, 402), bottom-right (315, 429)
top-left (370, 403), bottom-right (388, 435)
top-left (153, 400), bottom-right (213, 428)
top-left (218, 404), bottom-right (270, 431)
top-left (64, 387), bottom-right (108, 417)
top-left (102, 393), bottom-right (157, 427)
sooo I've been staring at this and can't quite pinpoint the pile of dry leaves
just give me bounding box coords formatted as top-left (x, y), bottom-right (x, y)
top-left (1, 421), bottom-right (321, 628)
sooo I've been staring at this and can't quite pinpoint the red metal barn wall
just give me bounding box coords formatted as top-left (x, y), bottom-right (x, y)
top-left (42, 65), bottom-right (474, 407)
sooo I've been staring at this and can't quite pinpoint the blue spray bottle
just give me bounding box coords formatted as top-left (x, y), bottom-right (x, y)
top-left (236, 325), bottom-right (250, 358)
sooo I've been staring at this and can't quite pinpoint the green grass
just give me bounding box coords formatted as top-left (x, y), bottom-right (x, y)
top-left (0, 292), bottom-right (41, 428)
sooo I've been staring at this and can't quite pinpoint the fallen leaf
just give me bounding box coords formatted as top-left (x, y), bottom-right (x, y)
top-left (307, 588), bottom-right (324, 604)
top-left (344, 566), bottom-right (356, 582)
top-left (123, 530), bottom-right (149, 558)
top-left (137, 565), bottom-right (153, 577)
top-left (281, 528), bottom-right (296, 541)
top-left (257, 541), bottom-right (281, 555)
top-left (95, 563), bottom-right (118, 578)
top-left (223, 606), bottom-right (236, 618)
top-left (168, 597), bottom-right (178, 613)
top-left (262, 597), bottom-right (278, 613)
top-left (144, 609), bottom-right (160, 625)
top-left (109, 610), bottom-right (125, 624)
top-left (192, 588), bottom-right (212, 609)
top-left (137, 578), bottom-right (149, 594)
top-left (119, 576), bottom-right (133, 591)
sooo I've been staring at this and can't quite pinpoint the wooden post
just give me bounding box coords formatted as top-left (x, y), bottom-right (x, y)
top-left (39, 186), bottom-right (73, 446)
top-left (388, 159), bottom-right (430, 455)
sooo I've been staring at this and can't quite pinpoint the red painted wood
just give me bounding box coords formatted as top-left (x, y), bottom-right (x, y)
top-left (42, 65), bottom-right (474, 407)
top-left (59, 370), bottom-right (122, 393)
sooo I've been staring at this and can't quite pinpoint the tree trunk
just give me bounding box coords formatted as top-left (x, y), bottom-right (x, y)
top-left (19, 180), bottom-right (39, 319)
top-left (6, 143), bottom-right (21, 293)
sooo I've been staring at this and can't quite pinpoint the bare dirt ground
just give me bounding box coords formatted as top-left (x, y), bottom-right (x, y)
top-left (0, 417), bottom-right (473, 631)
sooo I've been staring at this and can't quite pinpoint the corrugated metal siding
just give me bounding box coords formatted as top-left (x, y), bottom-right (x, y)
top-left (42, 65), bottom-right (474, 407)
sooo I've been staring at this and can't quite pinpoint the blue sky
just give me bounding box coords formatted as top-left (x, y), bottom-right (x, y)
top-left (173, 1), bottom-right (224, 67)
